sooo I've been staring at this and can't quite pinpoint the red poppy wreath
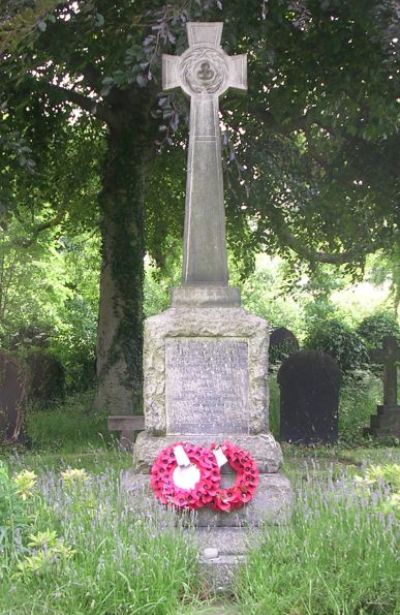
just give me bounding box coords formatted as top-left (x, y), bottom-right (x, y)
top-left (210, 441), bottom-right (259, 513)
top-left (150, 442), bottom-right (221, 510)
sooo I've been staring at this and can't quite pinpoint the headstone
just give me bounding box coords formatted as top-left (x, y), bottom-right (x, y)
top-left (367, 335), bottom-right (400, 437)
top-left (0, 350), bottom-right (26, 443)
top-left (269, 327), bottom-right (300, 365)
top-left (278, 350), bottom-right (341, 444)
top-left (123, 22), bottom-right (292, 591)
top-left (26, 351), bottom-right (65, 407)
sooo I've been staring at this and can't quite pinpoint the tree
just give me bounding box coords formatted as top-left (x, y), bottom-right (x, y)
top-left (0, 0), bottom-right (192, 414)
top-left (220, 0), bottom-right (399, 274)
top-left (0, 0), bottom-right (398, 414)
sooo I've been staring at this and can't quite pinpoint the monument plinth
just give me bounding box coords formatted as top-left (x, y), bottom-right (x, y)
top-left (125, 22), bottom-right (292, 591)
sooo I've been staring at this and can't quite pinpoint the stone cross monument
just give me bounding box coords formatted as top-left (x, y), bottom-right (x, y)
top-left (163, 22), bottom-right (246, 305)
top-left (126, 22), bottom-right (292, 591)
top-left (368, 335), bottom-right (400, 437)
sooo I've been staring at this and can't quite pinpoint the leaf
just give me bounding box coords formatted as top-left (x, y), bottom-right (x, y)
top-left (136, 74), bottom-right (147, 87)
top-left (95, 13), bottom-right (104, 27)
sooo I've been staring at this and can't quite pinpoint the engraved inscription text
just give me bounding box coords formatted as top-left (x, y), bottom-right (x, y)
top-left (165, 338), bottom-right (249, 434)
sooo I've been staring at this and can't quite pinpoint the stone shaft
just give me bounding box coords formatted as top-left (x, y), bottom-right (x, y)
top-left (162, 22), bottom-right (246, 288)
top-left (183, 94), bottom-right (227, 284)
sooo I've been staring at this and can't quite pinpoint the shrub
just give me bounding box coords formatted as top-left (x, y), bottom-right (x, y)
top-left (356, 311), bottom-right (400, 352)
top-left (305, 318), bottom-right (368, 373)
top-left (339, 371), bottom-right (381, 444)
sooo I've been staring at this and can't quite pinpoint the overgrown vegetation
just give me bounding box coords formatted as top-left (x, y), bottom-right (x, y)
top-left (2, 430), bottom-right (400, 613)
top-left (0, 460), bottom-right (198, 615)
top-left (236, 467), bottom-right (400, 614)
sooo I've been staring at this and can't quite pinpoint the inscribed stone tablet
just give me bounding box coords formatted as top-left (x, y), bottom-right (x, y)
top-left (165, 338), bottom-right (249, 434)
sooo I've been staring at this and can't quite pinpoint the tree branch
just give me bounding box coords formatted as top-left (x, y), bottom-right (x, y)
top-left (33, 79), bottom-right (115, 125)
top-left (266, 204), bottom-right (377, 265)
top-left (14, 209), bottom-right (66, 247)
top-left (274, 223), bottom-right (380, 264)
top-left (250, 103), bottom-right (307, 134)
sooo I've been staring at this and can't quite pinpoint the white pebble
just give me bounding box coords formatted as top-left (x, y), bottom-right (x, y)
top-left (203, 547), bottom-right (219, 559)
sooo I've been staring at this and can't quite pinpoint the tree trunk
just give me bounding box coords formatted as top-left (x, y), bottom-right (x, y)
top-left (93, 102), bottom-right (150, 415)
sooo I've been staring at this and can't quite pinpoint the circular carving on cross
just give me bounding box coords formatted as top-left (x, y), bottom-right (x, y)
top-left (180, 46), bottom-right (228, 95)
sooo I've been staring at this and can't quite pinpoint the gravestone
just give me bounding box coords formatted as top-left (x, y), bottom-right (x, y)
top-left (0, 350), bottom-right (26, 443)
top-left (278, 350), bottom-right (341, 444)
top-left (26, 351), bottom-right (65, 407)
top-left (367, 335), bottom-right (400, 437)
top-left (269, 326), bottom-right (300, 365)
top-left (124, 21), bottom-right (292, 591)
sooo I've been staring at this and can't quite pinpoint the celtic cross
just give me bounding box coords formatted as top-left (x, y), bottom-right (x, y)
top-left (162, 22), bottom-right (247, 288)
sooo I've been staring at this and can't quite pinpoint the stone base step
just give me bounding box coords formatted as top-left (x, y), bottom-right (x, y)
top-left (122, 470), bottom-right (293, 527)
top-left (191, 527), bottom-right (257, 594)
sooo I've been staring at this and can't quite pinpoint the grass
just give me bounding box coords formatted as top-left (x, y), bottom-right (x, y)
top-left (0, 463), bottom-right (200, 615)
top-left (25, 391), bottom-right (113, 453)
top-left (1, 387), bottom-right (400, 614)
top-left (235, 465), bottom-right (400, 614)
top-left (2, 447), bottom-right (400, 614)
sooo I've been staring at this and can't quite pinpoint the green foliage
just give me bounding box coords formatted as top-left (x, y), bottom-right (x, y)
top-left (0, 463), bottom-right (36, 575)
top-left (359, 463), bottom-right (400, 493)
top-left (25, 392), bottom-right (110, 452)
top-left (339, 372), bottom-right (382, 445)
top-left (144, 255), bottom-right (181, 317)
top-left (233, 257), bottom-right (305, 337)
top-left (236, 475), bottom-right (400, 614)
top-left (267, 375), bottom-right (280, 438)
top-left (0, 463), bottom-right (198, 615)
top-left (0, 219), bottom-right (99, 394)
top-left (1, 0), bottom-right (399, 410)
top-left (357, 311), bottom-right (400, 352)
top-left (305, 318), bottom-right (368, 373)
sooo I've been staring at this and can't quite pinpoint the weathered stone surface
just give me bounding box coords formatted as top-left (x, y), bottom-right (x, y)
top-left (194, 473), bottom-right (293, 527)
top-left (278, 350), bottom-right (341, 444)
top-left (163, 23), bottom-right (246, 287)
top-left (171, 285), bottom-right (241, 307)
top-left (133, 431), bottom-right (282, 473)
top-left (366, 337), bottom-right (400, 437)
top-left (166, 338), bottom-right (249, 434)
top-left (193, 526), bottom-right (259, 555)
top-left (122, 471), bottom-right (292, 527)
top-left (194, 527), bottom-right (259, 592)
top-left (0, 351), bottom-right (26, 443)
top-left (198, 553), bottom-right (245, 593)
top-left (144, 306), bottom-right (270, 435)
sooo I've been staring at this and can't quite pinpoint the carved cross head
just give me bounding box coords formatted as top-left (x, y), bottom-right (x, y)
top-left (162, 22), bottom-right (247, 98)
top-left (372, 335), bottom-right (400, 365)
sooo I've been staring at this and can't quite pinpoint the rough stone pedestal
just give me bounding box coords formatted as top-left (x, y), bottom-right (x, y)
top-left (123, 304), bottom-right (292, 591)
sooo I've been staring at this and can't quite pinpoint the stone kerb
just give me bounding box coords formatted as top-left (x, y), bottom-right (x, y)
top-left (143, 306), bottom-right (269, 436)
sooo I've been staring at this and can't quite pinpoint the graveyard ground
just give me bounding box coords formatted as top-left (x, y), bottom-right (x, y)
top-left (1, 380), bottom-right (400, 615)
